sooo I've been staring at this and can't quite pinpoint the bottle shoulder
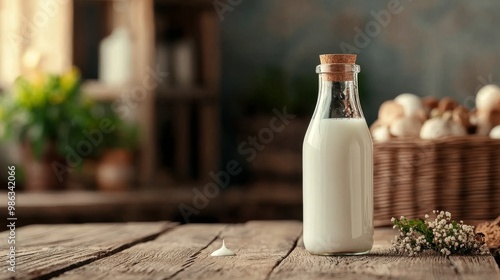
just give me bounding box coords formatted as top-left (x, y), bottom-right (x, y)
top-left (303, 118), bottom-right (372, 148)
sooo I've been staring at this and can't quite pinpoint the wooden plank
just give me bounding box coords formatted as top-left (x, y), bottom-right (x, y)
top-left (198, 101), bottom-right (219, 180)
top-left (199, 10), bottom-right (220, 89)
top-left (2, 222), bottom-right (498, 280)
top-left (197, 9), bottom-right (220, 181)
top-left (129, 0), bottom-right (156, 186)
top-left (81, 80), bottom-right (129, 101)
top-left (0, 222), bottom-right (175, 280)
top-left (268, 228), bottom-right (500, 280)
top-left (155, 0), bottom-right (214, 8)
top-left (174, 102), bottom-right (191, 180)
top-left (55, 224), bottom-right (226, 280)
top-left (0, 187), bottom-right (304, 225)
top-left (449, 255), bottom-right (500, 280)
top-left (170, 221), bottom-right (302, 280)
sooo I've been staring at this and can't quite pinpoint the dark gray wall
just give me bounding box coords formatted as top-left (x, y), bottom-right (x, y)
top-left (221, 0), bottom-right (500, 124)
top-left (219, 0), bottom-right (500, 175)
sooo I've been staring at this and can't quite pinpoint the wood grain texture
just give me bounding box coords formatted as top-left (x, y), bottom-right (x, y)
top-left (449, 255), bottom-right (500, 280)
top-left (54, 224), bottom-right (226, 280)
top-left (170, 220), bottom-right (302, 280)
top-left (269, 228), bottom-right (500, 280)
top-left (2, 223), bottom-right (499, 280)
top-left (0, 222), bottom-right (175, 280)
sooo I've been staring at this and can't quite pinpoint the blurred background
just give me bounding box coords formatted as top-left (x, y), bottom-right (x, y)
top-left (0, 0), bottom-right (499, 225)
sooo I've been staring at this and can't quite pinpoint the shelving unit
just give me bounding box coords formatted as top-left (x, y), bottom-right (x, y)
top-left (153, 0), bottom-right (220, 182)
top-left (0, 0), bottom-right (220, 188)
top-left (81, 80), bottom-right (129, 101)
top-left (76, 0), bottom-right (221, 185)
top-left (72, 0), bottom-right (157, 186)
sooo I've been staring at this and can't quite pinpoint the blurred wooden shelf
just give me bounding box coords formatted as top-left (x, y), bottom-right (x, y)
top-left (156, 86), bottom-right (218, 101)
top-left (77, 0), bottom-right (221, 186)
top-left (0, 185), bottom-right (302, 226)
top-left (82, 80), bottom-right (128, 101)
top-left (0, 187), bottom-right (491, 227)
top-left (153, 2), bottom-right (221, 183)
top-left (82, 81), bottom-right (218, 102)
top-left (155, 0), bottom-right (214, 8)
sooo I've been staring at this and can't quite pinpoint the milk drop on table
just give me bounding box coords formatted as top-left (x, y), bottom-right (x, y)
top-left (302, 54), bottom-right (373, 255)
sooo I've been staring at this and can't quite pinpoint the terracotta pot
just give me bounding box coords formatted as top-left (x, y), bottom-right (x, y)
top-left (96, 149), bottom-right (134, 191)
top-left (66, 159), bottom-right (99, 190)
top-left (21, 142), bottom-right (66, 191)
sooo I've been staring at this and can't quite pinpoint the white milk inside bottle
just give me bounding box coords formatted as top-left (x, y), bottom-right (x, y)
top-left (302, 54), bottom-right (373, 255)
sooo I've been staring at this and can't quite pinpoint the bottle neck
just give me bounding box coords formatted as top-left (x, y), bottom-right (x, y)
top-left (315, 74), bottom-right (364, 119)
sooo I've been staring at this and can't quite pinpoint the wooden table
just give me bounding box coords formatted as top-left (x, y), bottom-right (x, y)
top-left (1, 221), bottom-right (499, 279)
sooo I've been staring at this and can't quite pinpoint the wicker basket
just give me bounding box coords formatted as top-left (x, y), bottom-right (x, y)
top-left (374, 136), bottom-right (500, 226)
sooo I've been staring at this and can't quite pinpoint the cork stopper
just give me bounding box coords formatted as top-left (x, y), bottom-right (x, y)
top-left (320, 54), bottom-right (356, 64)
top-left (319, 54), bottom-right (357, 81)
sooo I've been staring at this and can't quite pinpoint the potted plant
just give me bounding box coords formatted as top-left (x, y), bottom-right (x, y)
top-left (96, 110), bottom-right (139, 191)
top-left (0, 68), bottom-right (97, 191)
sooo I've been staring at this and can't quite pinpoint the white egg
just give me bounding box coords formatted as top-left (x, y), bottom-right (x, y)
top-left (394, 93), bottom-right (423, 117)
top-left (490, 125), bottom-right (500, 139)
top-left (476, 84), bottom-right (500, 111)
top-left (389, 116), bottom-right (422, 138)
top-left (420, 118), bottom-right (464, 139)
top-left (372, 125), bottom-right (391, 142)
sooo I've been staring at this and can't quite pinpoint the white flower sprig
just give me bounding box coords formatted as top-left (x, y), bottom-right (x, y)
top-left (391, 210), bottom-right (490, 256)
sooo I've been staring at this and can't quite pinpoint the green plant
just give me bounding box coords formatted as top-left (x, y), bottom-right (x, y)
top-left (0, 68), bottom-right (98, 159)
top-left (68, 102), bottom-right (139, 154)
top-left (103, 110), bottom-right (139, 151)
top-left (391, 210), bottom-right (489, 256)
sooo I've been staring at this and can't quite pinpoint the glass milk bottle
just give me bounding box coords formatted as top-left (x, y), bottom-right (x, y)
top-left (302, 54), bottom-right (373, 255)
